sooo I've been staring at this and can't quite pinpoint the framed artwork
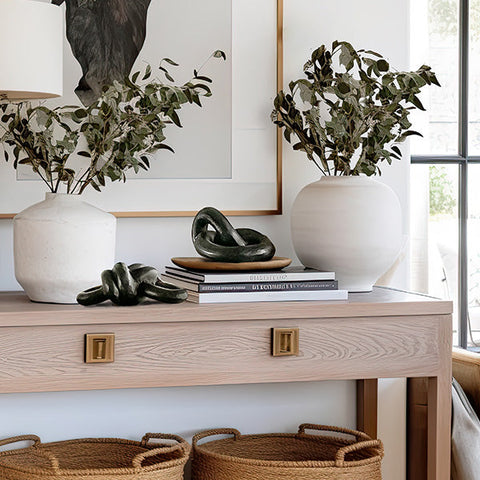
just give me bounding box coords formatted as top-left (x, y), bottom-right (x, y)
top-left (0, 0), bottom-right (283, 218)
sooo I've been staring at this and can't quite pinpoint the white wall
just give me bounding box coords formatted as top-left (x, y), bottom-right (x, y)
top-left (0, 1), bottom-right (410, 478)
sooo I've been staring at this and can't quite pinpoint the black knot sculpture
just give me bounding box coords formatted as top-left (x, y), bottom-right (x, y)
top-left (77, 262), bottom-right (188, 306)
top-left (192, 207), bottom-right (276, 263)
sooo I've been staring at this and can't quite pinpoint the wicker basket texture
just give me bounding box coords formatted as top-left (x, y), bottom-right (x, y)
top-left (0, 433), bottom-right (190, 480)
top-left (192, 424), bottom-right (384, 480)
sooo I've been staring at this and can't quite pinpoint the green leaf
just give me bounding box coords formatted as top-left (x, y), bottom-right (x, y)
top-left (376, 59), bottom-right (389, 72)
top-left (391, 145), bottom-right (402, 156)
top-left (360, 49), bottom-right (383, 57)
top-left (213, 50), bottom-right (227, 60)
top-left (142, 64), bottom-right (152, 81)
top-left (397, 130), bottom-right (423, 142)
top-left (339, 44), bottom-right (353, 69)
top-left (1, 50), bottom-right (222, 192)
top-left (91, 181), bottom-right (101, 192)
top-left (140, 155), bottom-right (150, 168)
top-left (193, 84), bottom-right (212, 95)
top-left (410, 95), bottom-right (425, 110)
top-left (156, 144), bottom-right (175, 153)
top-left (271, 40), bottom-right (439, 176)
top-left (163, 57), bottom-right (179, 66)
top-left (74, 108), bottom-right (87, 119)
top-left (194, 75), bottom-right (213, 83)
top-left (168, 110), bottom-right (182, 127)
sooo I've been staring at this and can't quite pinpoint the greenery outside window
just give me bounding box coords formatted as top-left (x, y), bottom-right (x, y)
top-left (410, 0), bottom-right (480, 348)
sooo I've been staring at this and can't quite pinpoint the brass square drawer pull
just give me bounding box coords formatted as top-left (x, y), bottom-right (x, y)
top-left (85, 334), bottom-right (115, 363)
top-left (271, 328), bottom-right (299, 356)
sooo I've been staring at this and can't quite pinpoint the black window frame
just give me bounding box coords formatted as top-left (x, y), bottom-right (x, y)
top-left (411, 0), bottom-right (473, 348)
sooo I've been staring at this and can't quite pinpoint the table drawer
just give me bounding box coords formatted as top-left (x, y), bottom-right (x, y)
top-left (0, 315), bottom-right (444, 393)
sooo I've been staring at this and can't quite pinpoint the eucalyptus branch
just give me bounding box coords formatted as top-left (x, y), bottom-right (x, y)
top-left (54, 174), bottom-right (62, 194)
top-left (192, 50), bottom-right (226, 79)
top-left (70, 167), bottom-right (93, 195)
top-left (0, 51), bottom-right (226, 194)
top-left (272, 40), bottom-right (440, 176)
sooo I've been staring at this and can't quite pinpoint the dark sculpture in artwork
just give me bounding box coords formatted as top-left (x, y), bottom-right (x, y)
top-left (192, 207), bottom-right (276, 263)
top-left (77, 263), bottom-right (188, 306)
top-left (52, 0), bottom-right (152, 105)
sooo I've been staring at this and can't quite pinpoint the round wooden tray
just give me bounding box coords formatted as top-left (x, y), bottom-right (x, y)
top-left (171, 256), bottom-right (292, 271)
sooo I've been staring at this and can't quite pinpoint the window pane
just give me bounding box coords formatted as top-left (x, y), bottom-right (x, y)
top-left (468, 165), bottom-right (480, 346)
top-left (410, 164), bottom-right (459, 344)
top-left (410, 0), bottom-right (459, 155)
top-left (469, 0), bottom-right (480, 154)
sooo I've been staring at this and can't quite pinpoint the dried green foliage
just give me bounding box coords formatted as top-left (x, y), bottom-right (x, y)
top-left (272, 41), bottom-right (440, 176)
top-left (0, 50), bottom-right (226, 193)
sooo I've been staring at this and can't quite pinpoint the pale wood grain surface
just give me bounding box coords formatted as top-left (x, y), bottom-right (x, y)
top-left (0, 314), bottom-right (451, 394)
top-left (427, 316), bottom-right (452, 480)
top-left (0, 286), bottom-right (453, 480)
top-left (406, 316), bottom-right (452, 480)
top-left (0, 287), bottom-right (452, 328)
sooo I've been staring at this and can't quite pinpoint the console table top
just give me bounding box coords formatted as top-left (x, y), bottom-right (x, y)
top-left (0, 287), bottom-right (452, 327)
top-left (0, 286), bottom-right (453, 478)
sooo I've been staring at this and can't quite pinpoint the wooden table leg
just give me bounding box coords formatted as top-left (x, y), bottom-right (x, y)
top-left (407, 377), bottom-right (428, 480)
top-left (408, 376), bottom-right (451, 480)
top-left (357, 379), bottom-right (378, 439)
top-left (427, 376), bottom-right (451, 480)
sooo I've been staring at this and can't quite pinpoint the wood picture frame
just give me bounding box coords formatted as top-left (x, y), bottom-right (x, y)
top-left (0, 0), bottom-right (283, 219)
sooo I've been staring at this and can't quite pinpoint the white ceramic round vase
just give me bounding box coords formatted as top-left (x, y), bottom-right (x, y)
top-left (291, 176), bottom-right (402, 292)
top-left (14, 193), bottom-right (116, 304)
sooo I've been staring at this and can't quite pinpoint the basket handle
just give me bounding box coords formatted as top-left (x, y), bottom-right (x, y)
top-left (0, 435), bottom-right (41, 449)
top-left (335, 439), bottom-right (384, 467)
top-left (140, 433), bottom-right (187, 447)
top-left (0, 436), bottom-right (60, 473)
top-left (192, 428), bottom-right (241, 448)
top-left (132, 433), bottom-right (189, 469)
top-left (35, 449), bottom-right (61, 473)
top-left (298, 424), bottom-right (370, 441)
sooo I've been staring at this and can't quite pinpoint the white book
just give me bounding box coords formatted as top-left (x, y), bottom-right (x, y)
top-left (186, 289), bottom-right (348, 304)
top-left (165, 265), bottom-right (335, 283)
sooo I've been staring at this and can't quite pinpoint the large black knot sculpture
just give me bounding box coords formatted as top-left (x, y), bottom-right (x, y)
top-left (77, 262), bottom-right (188, 306)
top-left (192, 207), bottom-right (276, 263)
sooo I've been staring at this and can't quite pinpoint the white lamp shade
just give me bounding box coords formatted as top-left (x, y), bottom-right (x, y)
top-left (0, 0), bottom-right (63, 99)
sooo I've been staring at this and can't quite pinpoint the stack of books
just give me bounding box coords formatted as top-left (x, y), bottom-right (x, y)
top-left (161, 265), bottom-right (348, 304)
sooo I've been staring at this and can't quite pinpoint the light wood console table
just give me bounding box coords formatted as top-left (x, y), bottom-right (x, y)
top-left (0, 287), bottom-right (452, 480)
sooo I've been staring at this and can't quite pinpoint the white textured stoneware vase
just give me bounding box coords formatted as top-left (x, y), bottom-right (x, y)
top-left (291, 176), bottom-right (402, 292)
top-left (14, 193), bottom-right (116, 304)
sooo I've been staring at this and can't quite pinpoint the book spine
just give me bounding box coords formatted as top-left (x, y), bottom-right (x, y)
top-left (164, 268), bottom-right (335, 283)
top-left (187, 289), bottom-right (348, 303)
top-left (198, 280), bottom-right (338, 293)
top-left (164, 268), bottom-right (203, 281)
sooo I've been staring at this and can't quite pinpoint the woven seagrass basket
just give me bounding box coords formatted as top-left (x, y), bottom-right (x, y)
top-left (0, 433), bottom-right (190, 480)
top-left (192, 423), bottom-right (384, 480)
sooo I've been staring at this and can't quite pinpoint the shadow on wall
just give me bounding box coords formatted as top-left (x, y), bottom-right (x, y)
top-left (376, 236), bottom-right (408, 288)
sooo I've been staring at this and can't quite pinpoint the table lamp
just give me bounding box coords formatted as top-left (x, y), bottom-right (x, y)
top-left (0, 0), bottom-right (63, 100)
